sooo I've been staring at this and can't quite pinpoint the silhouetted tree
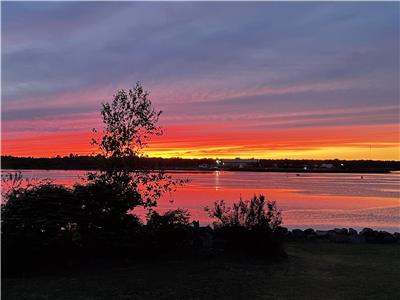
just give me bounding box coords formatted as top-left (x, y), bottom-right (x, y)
top-left (81, 82), bottom-right (185, 226)
top-left (92, 82), bottom-right (162, 159)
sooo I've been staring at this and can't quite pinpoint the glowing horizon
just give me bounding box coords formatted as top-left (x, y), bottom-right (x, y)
top-left (2, 124), bottom-right (399, 160)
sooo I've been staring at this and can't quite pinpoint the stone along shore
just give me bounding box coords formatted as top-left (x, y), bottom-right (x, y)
top-left (286, 227), bottom-right (400, 244)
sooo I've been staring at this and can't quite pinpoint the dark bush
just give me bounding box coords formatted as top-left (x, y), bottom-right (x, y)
top-left (206, 195), bottom-right (282, 230)
top-left (73, 182), bottom-right (142, 230)
top-left (147, 209), bottom-right (190, 229)
top-left (2, 180), bottom-right (286, 273)
top-left (206, 195), bottom-right (286, 257)
top-left (145, 209), bottom-right (193, 255)
top-left (71, 181), bottom-right (144, 255)
top-left (1, 183), bottom-right (83, 269)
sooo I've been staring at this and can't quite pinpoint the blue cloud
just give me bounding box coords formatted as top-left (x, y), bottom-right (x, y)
top-left (2, 2), bottom-right (399, 129)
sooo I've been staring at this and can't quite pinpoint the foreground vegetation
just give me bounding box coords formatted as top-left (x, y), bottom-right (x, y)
top-left (3, 242), bottom-right (399, 300)
top-left (1, 181), bottom-right (286, 272)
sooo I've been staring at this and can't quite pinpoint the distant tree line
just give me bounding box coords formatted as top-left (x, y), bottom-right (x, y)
top-left (259, 158), bottom-right (400, 172)
top-left (0, 155), bottom-right (215, 170)
top-left (2, 155), bottom-right (399, 172)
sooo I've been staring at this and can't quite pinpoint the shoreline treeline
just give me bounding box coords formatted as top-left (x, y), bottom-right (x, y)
top-left (2, 155), bottom-right (399, 173)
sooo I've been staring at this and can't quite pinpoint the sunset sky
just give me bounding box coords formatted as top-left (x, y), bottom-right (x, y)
top-left (2, 2), bottom-right (399, 160)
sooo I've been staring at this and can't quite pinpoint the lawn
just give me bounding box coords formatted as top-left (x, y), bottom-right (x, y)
top-left (2, 242), bottom-right (399, 300)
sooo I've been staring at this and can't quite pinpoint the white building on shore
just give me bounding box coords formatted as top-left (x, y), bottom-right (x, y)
top-left (217, 158), bottom-right (260, 169)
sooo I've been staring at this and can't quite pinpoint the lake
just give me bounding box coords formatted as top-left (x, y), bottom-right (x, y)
top-left (3, 170), bottom-right (400, 232)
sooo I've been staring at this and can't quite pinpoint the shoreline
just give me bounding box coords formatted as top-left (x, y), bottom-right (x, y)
top-left (283, 227), bottom-right (400, 244)
top-left (1, 167), bottom-right (397, 174)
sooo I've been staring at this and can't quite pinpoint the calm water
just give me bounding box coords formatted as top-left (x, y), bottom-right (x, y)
top-left (3, 170), bottom-right (400, 232)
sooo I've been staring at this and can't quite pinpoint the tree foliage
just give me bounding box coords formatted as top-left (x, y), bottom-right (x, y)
top-left (205, 195), bottom-right (285, 256)
top-left (206, 194), bottom-right (282, 230)
top-left (88, 82), bottom-right (186, 211)
top-left (147, 209), bottom-right (191, 229)
top-left (145, 209), bottom-right (192, 254)
top-left (1, 183), bottom-right (83, 267)
top-left (92, 82), bottom-right (162, 158)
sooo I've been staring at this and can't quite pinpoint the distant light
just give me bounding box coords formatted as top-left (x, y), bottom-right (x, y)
top-left (216, 160), bottom-right (221, 164)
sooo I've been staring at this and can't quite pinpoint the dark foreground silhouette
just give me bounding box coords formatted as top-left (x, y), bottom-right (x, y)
top-left (1, 182), bottom-right (286, 273)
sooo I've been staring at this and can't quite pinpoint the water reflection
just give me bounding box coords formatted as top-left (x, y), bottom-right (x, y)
top-left (214, 171), bottom-right (220, 191)
top-left (2, 170), bottom-right (399, 232)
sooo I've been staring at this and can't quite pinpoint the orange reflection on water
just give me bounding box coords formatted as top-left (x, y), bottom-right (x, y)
top-left (3, 170), bottom-right (399, 232)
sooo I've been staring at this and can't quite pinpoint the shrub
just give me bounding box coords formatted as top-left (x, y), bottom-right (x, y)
top-left (206, 195), bottom-right (282, 230)
top-left (73, 181), bottom-right (142, 230)
top-left (145, 209), bottom-right (193, 255)
top-left (147, 209), bottom-right (190, 229)
top-left (1, 183), bottom-right (83, 269)
top-left (1, 181), bottom-right (146, 268)
top-left (206, 195), bottom-right (286, 256)
top-left (71, 181), bottom-right (144, 255)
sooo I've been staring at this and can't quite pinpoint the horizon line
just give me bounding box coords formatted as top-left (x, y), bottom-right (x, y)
top-left (1, 154), bottom-right (399, 163)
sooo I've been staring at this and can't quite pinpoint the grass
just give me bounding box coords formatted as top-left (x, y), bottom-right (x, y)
top-left (2, 242), bottom-right (400, 300)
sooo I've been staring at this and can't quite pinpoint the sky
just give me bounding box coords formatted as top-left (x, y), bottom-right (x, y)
top-left (1, 2), bottom-right (399, 160)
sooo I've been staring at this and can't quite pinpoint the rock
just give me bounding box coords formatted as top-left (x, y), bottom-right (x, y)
top-left (292, 229), bottom-right (305, 239)
top-left (334, 228), bottom-right (348, 235)
top-left (366, 235), bottom-right (378, 243)
top-left (285, 231), bottom-right (294, 241)
top-left (374, 231), bottom-right (394, 243)
top-left (349, 234), bottom-right (365, 244)
top-left (382, 235), bottom-right (396, 244)
top-left (315, 230), bottom-right (329, 238)
top-left (276, 226), bottom-right (288, 235)
top-left (348, 228), bottom-right (358, 235)
top-left (306, 233), bottom-right (317, 241)
top-left (288, 227), bottom-right (397, 244)
top-left (304, 228), bottom-right (315, 235)
top-left (360, 228), bottom-right (374, 236)
top-left (304, 228), bottom-right (316, 241)
top-left (274, 227), bottom-right (288, 243)
top-left (327, 230), bottom-right (337, 241)
top-left (364, 230), bottom-right (381, 243)
top-left (377, 231), bottom-right (391, 238)
top-left (334, 234), bottom-right (350, 243)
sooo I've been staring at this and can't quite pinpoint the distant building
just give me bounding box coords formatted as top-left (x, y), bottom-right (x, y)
top-left (217, 158), bottom-right (260, 169)
top-left (320, 163), bottom-right (334, 169)
top-left (198, 164), bottom-right (211, 169)
top-left (198, 164), bottom-right (219, 170)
